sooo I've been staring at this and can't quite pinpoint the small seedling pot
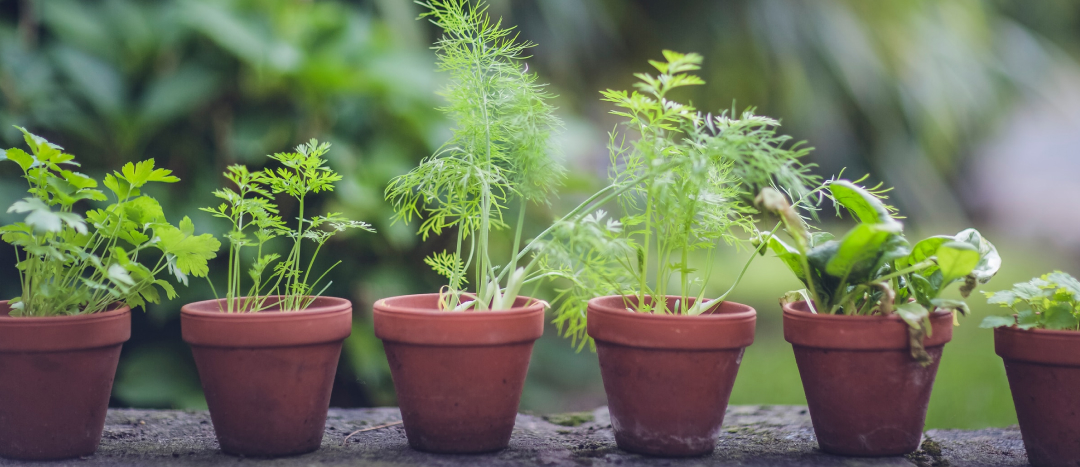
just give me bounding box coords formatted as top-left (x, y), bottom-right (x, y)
top-left (0, 301), bottom-right (131, 460)
top-left (782, 300), bottom-right (952, 457)
top-left (373, 293), bottom-right (544, 453)
top-left (587, 295), bottom-right (756, 457)
top-left (995, 326), bottom-right (1080, 467)
top-left (181, 296), bottom-right (351, 457)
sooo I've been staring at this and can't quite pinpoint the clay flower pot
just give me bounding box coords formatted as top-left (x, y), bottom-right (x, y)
top-left (782, 300), bottom-right (952, 457)
top-left (0, 301), bottom-right (131, 460)
top-left (587, 295), bottom-right (756, 457)
top-left (995, 326), bottom-right (1080, 467)
top-left (181, 296), bottom-right (352, 457)
top-left (373, 293), bottom-right (545, 453)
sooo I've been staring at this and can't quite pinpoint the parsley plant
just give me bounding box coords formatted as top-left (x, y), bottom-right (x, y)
top-left (1, 127), bottom-right (220, 316)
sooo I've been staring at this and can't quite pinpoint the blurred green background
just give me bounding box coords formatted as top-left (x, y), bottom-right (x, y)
top-left (2, 0), bottom-right (1079, 430)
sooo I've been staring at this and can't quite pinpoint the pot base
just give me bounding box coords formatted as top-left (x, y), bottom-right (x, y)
top-left (793, 346), bottom-right (942, 457)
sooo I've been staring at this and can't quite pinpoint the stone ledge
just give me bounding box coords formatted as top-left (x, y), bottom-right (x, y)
top-left (0, 406), bottom-right (1026, 466)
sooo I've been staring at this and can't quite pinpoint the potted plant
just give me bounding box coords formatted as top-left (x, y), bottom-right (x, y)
top-left (375, 0), bottom-right (563, 453)
top-left (756, 179), bottom-right (1001, 456)
top-left (181, 140), bottom-right (373, 457)
top-left (379, 0), bottom-right (682, 453)
top-left (0, 127), bottom-right (218, 460)
top-left (537, 52), bottom-right (819, 457)
top-left (981, 271), bottom-right (1080, 467)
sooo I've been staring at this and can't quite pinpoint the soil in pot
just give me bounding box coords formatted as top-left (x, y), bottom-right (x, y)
top-left (783, 300), bottom-right (953, 457)
top-left (995, 325), bottom-right (1080, 467)
top-left (373, 294), bottom-right (545, 454)
top-left (181, 296), bottom-right (352, 457)
top-left (0, 301), bottom-right (131, 460)
top-left (586, 295), bottom-right (756, 457)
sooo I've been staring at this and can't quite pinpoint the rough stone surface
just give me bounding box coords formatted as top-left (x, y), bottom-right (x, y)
top-left (0, 406), bottom-right (1027, 466)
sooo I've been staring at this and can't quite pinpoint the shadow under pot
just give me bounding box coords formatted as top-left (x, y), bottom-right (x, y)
top-left (373, 294), bottom-right (545, 454)
top-left (586, 295), bottom-right (756, 457)
top-left (180, 296), bottom-right (352, 457)
top-left (995, 326), bottom-right (1080, 467)
top-left (782, 301), bottom-right (953, 457)
top-left (0, 301), bottom-right (131, 460)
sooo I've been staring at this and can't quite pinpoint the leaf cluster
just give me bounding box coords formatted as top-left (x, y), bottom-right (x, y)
top-left (202, 139), bottom-right (374, 313)
top-left (542, 51), bottom-right (818, 346)
top-left (1, 127), bottom-right (219, 316)
top-left (759, 178), bottom-right (1002, 364)
top-left (385, 0), bottom-right (562, 311)
top-left (980, 271), bottom-right (1080, 331)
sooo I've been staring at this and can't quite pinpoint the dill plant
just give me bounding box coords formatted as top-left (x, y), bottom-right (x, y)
top-left (541, 51), bottom-right (819, 348)
top-left (385, 0), bottom-right (563, 311)
top-left (388, 0), bottom-right (686, 312)
top-left (1, 127), bottom-right (220, 316)
top-left (202, 140), bottom-right (374, 313)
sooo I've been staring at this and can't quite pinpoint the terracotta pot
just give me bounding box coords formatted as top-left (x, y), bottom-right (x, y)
top-left (782, 301), bottom-right (952, 456)
top-left (181, 296), bottom-right (351, 457)
top-left (995, 326), bottom-right (1080, 467)
top-left (373, 294), bottom-right (545, 453)
top-left (587, 295), bottom-right (756, 457)
top-left (0, 301), bottom-right (131, 460)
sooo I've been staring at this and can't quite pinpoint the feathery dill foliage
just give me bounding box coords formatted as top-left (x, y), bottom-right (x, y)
top-left (386, 0), bottom-right (563, 311)
top-left (542, 51), bottom-right (819, 349)
top-left (202, 140), bottom-right (374, 313)
top-left (1, 127), bottom-right (220, 316)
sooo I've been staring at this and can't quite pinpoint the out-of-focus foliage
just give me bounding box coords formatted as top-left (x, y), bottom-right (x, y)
top-left (0, 0), bottom-right (443, 408)
top-left (1, 0), bottom-right (1079, 428)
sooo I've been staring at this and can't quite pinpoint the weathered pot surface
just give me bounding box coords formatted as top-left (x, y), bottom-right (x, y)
top-left (995, 325), bottom-right (1080, 467)
top-left (587, 295), bottom-right (756, 457)
top-left (783, 300), bottom-right (953, 457)
top-left (0, 301), bottom-right (131, 460)
top-left (373, 293), bottom-right (545, 454)
top-left (181, 296), bottom-right (352, 457)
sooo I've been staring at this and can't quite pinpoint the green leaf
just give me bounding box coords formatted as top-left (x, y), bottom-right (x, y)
top-left (936, 241), bottom-right (980, 284)
top-left (825, 222), bottom-right (902, 279)
top-left (899, 236), bottom-right (950, 270)
top-left (60, 170), bottom-right (98, 190)
top-left (153, 217), bottom-right (221, 278)
top-left (952, 229), bottom-right (1001, 284)
top-left (984, 289), bottom-right (1017, 306)
top-left (7, 198), bottom-right (87, 234)
top-left (120, 159), bottom-right (180, 188)
top-left (931, 298), bottom-right (971, 316)
top-left (1045, 271), bottom-right (1080, 301)
top-left (1017, 308), bottom-right (1040, 330)
top-left (1043, 302), bottom-right (1079, 330)
top-left (4, 148), bottom-right (34, 171)
top-left (122, 196), bottom-right (165, 225)
top-left (829, 180), bottom-right (892, 224)
top-left (768, 234), bottom-right (805, 281)
top-left (895, 302), bottom-right (930, 330)
top-left (980, 315), bottom-right (1016, 329)
top-left (104, 173), bottom-right (140, 198)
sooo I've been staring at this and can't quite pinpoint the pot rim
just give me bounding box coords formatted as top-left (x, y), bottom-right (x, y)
top-left (181, 296), bottom-right (352, 348)
top-left (373, 293), bottom-right (546, 346)
top-left (586, 294), bottom-right (756, 350)
top-left (0, 300), bottom-right (131, 322)
top-left (586, 294), bottom-right (757, 321)
top-left (782, 300), bottom-right (953, 350)
top-left (180, 295), bottom-right (351, 319)
top-left (373, 293), bottom-right (547, 317)
top-left (995, 324), bottom-right (1080, 366)
top-left (0, 300), bottom-right (132, 352)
